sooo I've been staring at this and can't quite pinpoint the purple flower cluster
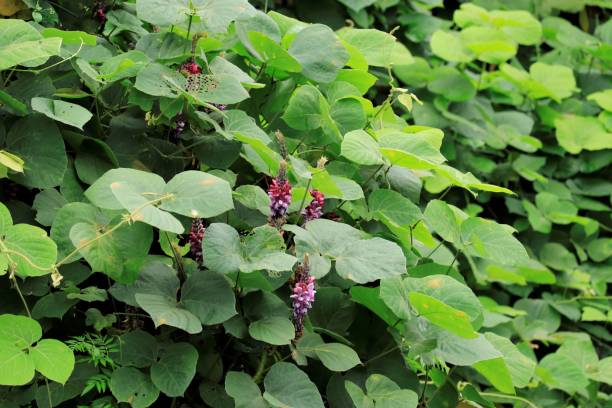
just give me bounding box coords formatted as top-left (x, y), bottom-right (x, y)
top-left (189, 219), bottom-right (205, 265)
top-left (268, 178), bottom-right (292, 220)
top-left (291, 260), bottom-right (316, 339)
top-left (301, 189), bottom-right (325, 222)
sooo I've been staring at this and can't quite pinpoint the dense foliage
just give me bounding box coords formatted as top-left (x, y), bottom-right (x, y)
top-left (0, 0), bottom-right (610, 407)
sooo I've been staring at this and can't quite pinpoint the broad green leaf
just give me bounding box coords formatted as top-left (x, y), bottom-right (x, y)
top-left (160, 170), bottom-right (234, 218)
top-left (423, 200), bottom-right (462, 243)
top-left (298, 341), bottom-right (361, 372)
top-left (430, 30), bottom-right (473, 62)
top-left (431, 331), bottom-right (502, 366)
top-left (0, 341), bottom-right (34, 386)
top-left (33, 189), bottom-right (67, 227)
top-left (0, 314), bottom-right (42, 348)
top-left (150, 342), bottom-right (198, 397)
top-left (529, 62), bottom-right (577, 102)
top-left (482, 333), bottom-right (535, 389)
top-left (369, 189), bottom-right (422, 228)
top-left (263, 362), bottom-right (324, 408)
top-left (283, 85), bottom-right (329, 131)
top-left (135, 293), bottom-right (202, 334)
top-left (350, 286), bottom-right (399, 326)
top-left (41, 28), bottom-right (97, 46)
top-left (1, 224), bottom-right (57, 277)
top-left (6, 115), bottom-right (67, 188)
top-left (460, 26), bottom-right (517, 64)
top-left (225, 371), bottom-right (268, 408)
top-left (69, 222), bottom-right (124, 277)
top-left (338, 28), bottom-right (413, 67)
top-left (247, 31), bottom-right (302, 72)
top-left (249, 317), bottom-right (295, 345)
top-left (113, 330), bottom-right (158, 368)
top-left (110, 367), bottom-right (160, 408)
top-left (98, 50), bottom-right (150, 81)
top-left (513, 299), bottom-right (561, 340)
top-left (181, 269), bottom-right (237, 325)
top-left (404, 275), bottom-right (482, 323)
top-left (111, 179), bottom-right (183, 234)
top-left (365, 374), bottom-right (418, 408)
top-left (134, 63), bottom-right (185, 97)
top-left (30, 339), bottom-right (75, 384)
top-left (588, 89), bottom-right (612, 111)
top-left (428, 66), bottom-right (476, 102)
top-left (289, 24), bottom-right (349, 83)
top-left (472, 357), bottom-right (514, 394)
top-left (490, 9), bottom-right (542, 45)
top-left (554, 114), bottom-right (612, 154)
top-left (538, 353), bottom-right (588, 394)
top-left (336, 237), bottom-right (406, 283)
top-left (203, 223), bottom-right (242, 275)
top-left (460, 217), bottom-right (529, 266)
top-left (0, 20), bottom-right (62, 70)
top-left (84, 168), bottom-right (165, 210)
top-left (409, 292), bottom-right (478, 338)
top-left (341, 129), bottom-right (383, 165)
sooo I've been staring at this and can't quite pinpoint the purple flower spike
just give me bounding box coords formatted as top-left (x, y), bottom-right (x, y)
top-left (301, 189), bottom-right (325, 222)
top-left (189, 219), bottom-right (205, 265)
top-left (291, 257), bottom-right (316, 339)
top-left (268, 178), bottom-right (292, 219)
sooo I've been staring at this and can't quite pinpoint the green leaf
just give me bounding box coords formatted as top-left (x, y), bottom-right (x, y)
top-left (588, 89), bottom-right (612, 111)
top-left (430, 30), bottom-right (473, 62)
top-left (282, 85), bottom-right (329, 131)
top-left (203, 223), bottom-right (242, 274)
top-left (423, 200), bottom-right (462, 243)
top-left (428, 67), bottom-right (476, 102)
top-left (472, 357), bottom-right (514, 394)
top-left (289, 24), bottom-right (349, 83)
top-left (181, 269), bottom-right (237, 325)
top-left (341, 129), bottom-right (383, 165)
top-left (263, 362), bottom-right (324, 408)
top-left (249, 317), bottom-right (295, 345)
top-left (0, 341), bottom-right (34, 386)
top-left (337, 0), bottom-right (376, 12)
top-left (460, 217), bottom-right (529, 266)
top-left (369, 188), bottom-right (422, 228)
top-left (32, 98), bottom-right (93, 130)
top-left (365, 374), bottom-right (418, 408)
top-left (69, 222), bottom-right (123, 277)
top-left (460, 26), bottom-right (517, 64)
top-left (538, 353), bottom-right (588, 394)
top-left (110, 367), bottom-right (160, 408)
top-left (554, 114), bottom-right (612, 154)
top-left (41, 28), bottom-right (97, 46)
top-left (114, 329), bottom-right (158, 368)
top-left (0, 20), bottom-right (62, 70)
top-left (1, 223), bottom-right (57, 277)
top-left (335, 237), bottom-right (406, 284)
top-left (6, 115), bottom-right (67, 189)
top-left (85, 168), bottom-right (166, 210)
top-left (150, 342), bottom-right (198, 397)
top-left (298, 339), bottom-right (361, 372)
top-left (409, 292), bottom-right (478, 338)
top-left (247, 31), bottom-right (302, 73)
top-left (0, 314), bottom-right (42, 348)
top-left (338, 28), bottom-right (413, 67)
top-left (160, 170), bottom-right (234, 218)
top-left (134, 63), bottom-right (185, 97)
top-left (225, 372), bottom-right (267, 408)
top-left (30, 339), bottom-right (75, 384)
top-left (136, 292), bottom-right (202, 334)
top-left (350, 286), bottom-right (399, 326)
top-left (529, 62), bottom-right (577, 102)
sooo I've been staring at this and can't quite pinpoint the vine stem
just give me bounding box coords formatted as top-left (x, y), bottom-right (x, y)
top-left (253, 349), bottom-right (269, 384)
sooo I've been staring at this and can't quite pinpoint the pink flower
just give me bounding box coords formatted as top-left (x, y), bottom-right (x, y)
top-left (268, 178), bottom-right (292, 221)
top-left (301, 189), bottom-right (324, 222)
top-left (291, 259), bottom-right (316, 339)
top-left (181, 61), bottom-right (202, 75)
top-left (189, 219), bottom-right (205, 265)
